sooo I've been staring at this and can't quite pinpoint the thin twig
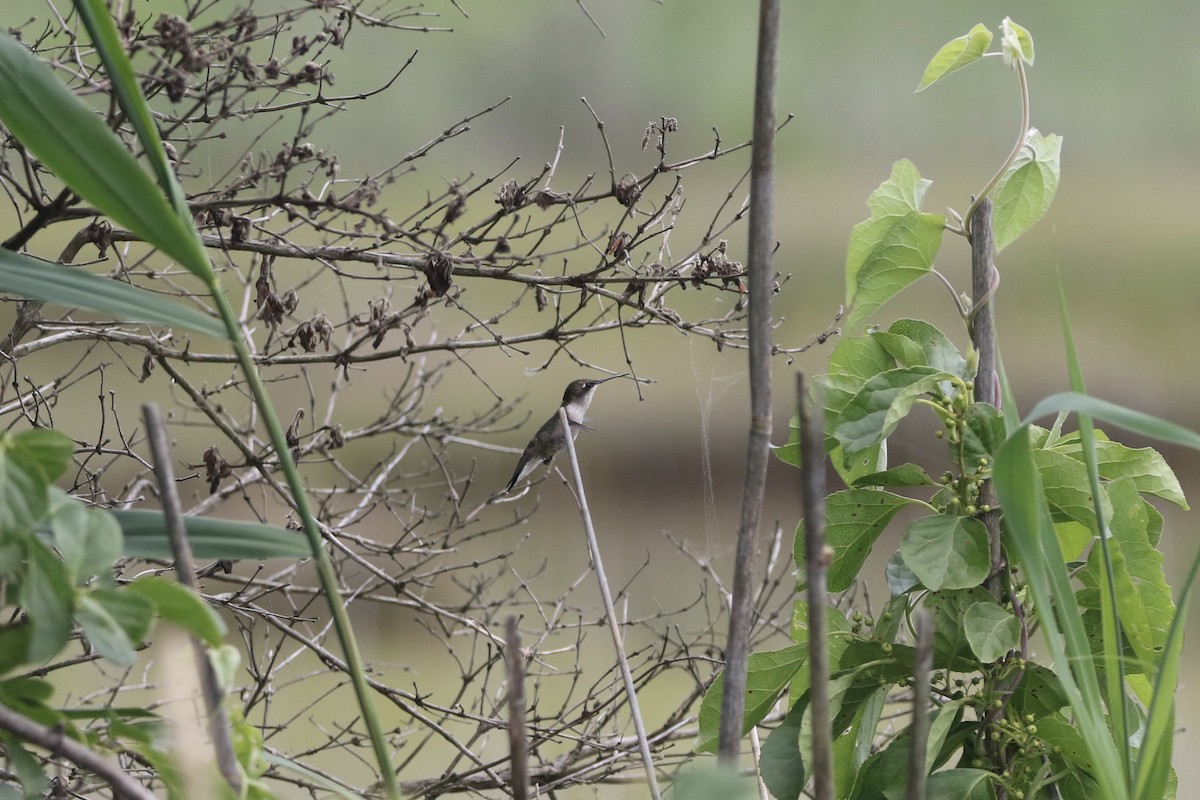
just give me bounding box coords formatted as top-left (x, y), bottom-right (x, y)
top-left (718, 0), bottom-right (781, 765)
top-left (798, 373), bottom-right (831, 800)
top-left (142, 403), bottom-right (244, 795)
top-left (558, 407), bottom-right (661, 800)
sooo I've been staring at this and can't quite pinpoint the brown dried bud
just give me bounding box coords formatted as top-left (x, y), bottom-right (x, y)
top-left (202, 446), bottom-right (232, 494)
top-left (422, 253), bottom-right (454, 298)
top-left (286, 409), bottom-right (304, 449)
top-left (496, 179), bottom-right (527, 213)
top-left (327, 424), bottom-right (345, 449)
top-left (443, 184), bottom-right (466, 224)
top-left (230, 215), bottom-right (251, 243)
top-left (605, 231), bottom-right (632, 261)
top-left (614, 174), bottom-right (642, 207)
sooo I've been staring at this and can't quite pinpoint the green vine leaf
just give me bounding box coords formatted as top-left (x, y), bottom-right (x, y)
top-left (696, 644), bottom-right (808, 753)
top-left (992, 128), bottom-right (1061, 252)
top-left (1050, 434), bottom-right (1187, 509)
top-left (843, 160), bottom-right (945, 331)
top-left (963, 599), bottom-right (1021, 663)
top-left (915, 23), bottom-right (993, 93)
top-left (1077, 478), bottom-right (1174, 671)
top-left (797, 489), bottom-right (924, 592)
top-left (899, 514), bottom-right (990, 591)
top-left (834, 367), bottom-right (954, 462)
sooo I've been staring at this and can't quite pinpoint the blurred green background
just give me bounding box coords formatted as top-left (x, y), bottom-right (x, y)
top-left (6, 0), bottom-right (1200, 792)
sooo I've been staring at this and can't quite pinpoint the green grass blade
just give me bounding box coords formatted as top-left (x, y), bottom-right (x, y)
top-left (0, 249), bottom-right (224, 338)
top-left (1058, 286), bottom-right (1131, 780)
top-left (0, 32), bottom-right (209, 280)
top-left (993, 426), bottom-right (1126, 800)
top-left (1025, 393), bottom-right (1200, 451)
top-left (72, 0), bottom-right (211, 280)
top-left (110, 510), bottom-right (312, 560)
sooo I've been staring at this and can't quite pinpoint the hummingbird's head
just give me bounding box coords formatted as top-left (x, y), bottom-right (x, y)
top-left (560, 374), bottom-right (625, 407)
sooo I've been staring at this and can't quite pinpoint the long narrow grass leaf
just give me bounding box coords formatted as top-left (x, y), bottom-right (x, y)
top-left (72, 0), bottom-right (212, 280)
top-left (993, 426), bottom-right (1126, 799)
top-left (0, 33), bottom-right (208, 279)
top-left (111, 510), bottom-right (311, 560)
top-left (1058, 285), bottom-right (1130, 779)
top-left (0, 249), bottom-right (224, 338)
top-left (1025, 393), bottom-right (1200, 451)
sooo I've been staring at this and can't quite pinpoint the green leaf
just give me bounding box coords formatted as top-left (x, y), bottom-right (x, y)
top-left (0, 33), bottom-right (213, 282)
top-left (852, 463), bottom-right (936, 488)
top-left (3, 738), bottom-right (48, 800)
top-left (834, 367), bottom-right (953, 462)
top-left (1000, 17), bottom-right (1034, 67)
top-left (992, 129), bottom-right (1061, 252)
top-left (1078, 478), bottom-right (1173, 671)
top-left (759, 700), bottom-right (806, 800)
top-left (844, 160), bottom-right (945, 330)
top-left (0, 440), bottom-right (49, 537)
top-left (963, 599), bottom-right (1021, 663)
top-left (0, 625), bottom-right (32, 674)
top-left (1034, 448), bottom-right (1111, 533)
top-left (877, 319), bottom-right (968, 378)
top-left (0, 249), bottom-right (225, 339)
top-left (849, 731), bottom-right (909, 798)
top-left (916, 23), bottom-right (994, 93)
top-left (7, 429), bottom-right (74, 483)
top-left (126, 576), bottom-right (227, 648)
top-left (48, 490), bottom-right (123, 584)
top-left (926, 587), bottom-right (991, 668)
top-left (21, 538), bottom-right (73, 662)
top-left (76, 590), bottom-right (155, 666)
top-left (112, 509), bottom-right (311, 560)
top-left (926, 768), bottom-right (996, 800)
top-left (924, 698), bottom-right (967, 775)
top-left (696, 644), bottom-right (807, 753)
top-left (900, 515), bottom-right (990, 591)
top-left (961, 403), bottom-right (1004, 475)
top-left (1051, 437), bottom-right (1187, 509)
top-left (789, 603), bottom-right (853, 703)
top-left (778, 334), bottom-right (894, 478)
top-left (884, 551), bottom-right (920, 596)
top-left (796, 489), bottom-right (923, 592)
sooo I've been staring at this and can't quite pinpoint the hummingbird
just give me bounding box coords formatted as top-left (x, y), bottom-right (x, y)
top-left (503, 374), bottom-right (625, 493)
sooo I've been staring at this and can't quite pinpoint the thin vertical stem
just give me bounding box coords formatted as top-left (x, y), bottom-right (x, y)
top-left (558, 408), bottom-right (661, 800)
top-left (142, 403), bottom-right (243, 796)
top-left (504, 617), bottom-right (530, 800)
top-left (799, 374), bottom-right (831, 800)
top-left (970, 199), bottom-right (1004, 599)
top-left (718, 0), bottom-right (780, 764)
top-left (906, 610), bottom-right (933, 800)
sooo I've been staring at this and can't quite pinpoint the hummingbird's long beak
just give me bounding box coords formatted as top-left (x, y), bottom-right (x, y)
top-left (596, 373), bottom-right (627, 384)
